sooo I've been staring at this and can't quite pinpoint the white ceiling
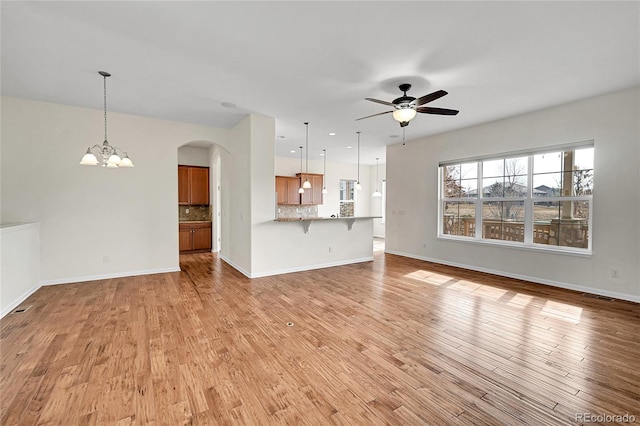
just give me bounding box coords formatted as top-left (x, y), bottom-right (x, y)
top-left (2, 1), bottom-right (638, 165)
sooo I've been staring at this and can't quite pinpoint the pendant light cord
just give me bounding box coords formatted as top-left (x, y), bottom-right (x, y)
top-left (356, 132), bottom-right (361, 182)
top-left (103, 74), bottom-right (108, 142)
top-left (305, 122), bottom-right (309, 176)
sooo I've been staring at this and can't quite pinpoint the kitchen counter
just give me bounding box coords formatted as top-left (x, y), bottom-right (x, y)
top-left (274, 216), bottom-right (381, 233)
top-left (274, 216), bottom-right (381, 222)
top-left (179, 220), bottom-right (212, 224)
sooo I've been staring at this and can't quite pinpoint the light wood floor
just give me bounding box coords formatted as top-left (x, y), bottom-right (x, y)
top-left (1, 252), bottom-right (639, 425)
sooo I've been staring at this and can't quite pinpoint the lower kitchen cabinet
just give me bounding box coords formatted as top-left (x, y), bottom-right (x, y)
top-left (179, 222), bottom-right (212, 253)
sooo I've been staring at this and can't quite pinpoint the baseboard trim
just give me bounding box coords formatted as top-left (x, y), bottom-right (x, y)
top-left (1, 283), bottom-right (42, 318)
top-left (218, 254), bottom-right (252, 277)
top-left (40, 267), bottom-right (181, 287)
top-left (249, 257), bottom-right (375, 278)
top-left (219, 254), bottom-right (375, 279)
top-left (385, 249), bottom-right (640, 303)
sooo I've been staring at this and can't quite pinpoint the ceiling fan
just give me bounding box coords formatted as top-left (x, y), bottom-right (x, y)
top-left (357, 83), bottom-right (459, 127)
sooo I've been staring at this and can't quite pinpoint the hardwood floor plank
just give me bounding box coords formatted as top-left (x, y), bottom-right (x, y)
top-left (1, 251), bottom-right (639, 425)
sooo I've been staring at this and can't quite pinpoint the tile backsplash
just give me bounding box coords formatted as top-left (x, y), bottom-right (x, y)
top-left (179, 205), bottom-right (212, 221)
top-left (277, 204), bottom-right (318, 219)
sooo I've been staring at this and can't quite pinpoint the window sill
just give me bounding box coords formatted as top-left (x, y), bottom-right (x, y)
top-left (436, 234), bottom-right (592, 258)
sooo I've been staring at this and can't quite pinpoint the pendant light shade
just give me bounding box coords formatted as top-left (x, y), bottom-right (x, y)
top-left (372, 157), bottom-right (382, 197)
top-left (321, 148), bottom-right (327, 194)
top-left (302, 122), bottom-right (311, 189)
top-left (79, 71), bottom-right (134, 168)
top-left (355, 132), bottom-right (362, 190)
top-left (298, 145), bottom-right (305, 194)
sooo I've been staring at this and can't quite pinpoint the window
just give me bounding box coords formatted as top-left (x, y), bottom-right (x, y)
top-left (339, 179), bottom-right (356, 217)
top-left (439, 143), bottom-right (594, 253)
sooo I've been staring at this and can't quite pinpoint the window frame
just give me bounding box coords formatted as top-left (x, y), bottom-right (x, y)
top-left (438, 142), bottom-right (593, 255)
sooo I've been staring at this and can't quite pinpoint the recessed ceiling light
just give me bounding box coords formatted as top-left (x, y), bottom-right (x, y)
top-left (221, 102), bottom-right (237, 108)
top-left (290, 150), bottom-right (296, 153)
top-left (346, 146), bottom-right (352, 149)
top-left (389, 135), bottom-right (399, 138)
top-left (319, 153), bottom-right (325, 156)
top-left (328, 132), bottom-right (336, 136)
top-left (277, 135), bottom-right (285, 139)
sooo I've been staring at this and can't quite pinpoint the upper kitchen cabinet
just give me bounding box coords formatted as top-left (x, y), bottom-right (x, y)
top-left (297, 173), bottom-right (324, 205)
top-left (178, 165), bottom-right (210, 205)
top-left (276, 176), bottom-right (302, 205)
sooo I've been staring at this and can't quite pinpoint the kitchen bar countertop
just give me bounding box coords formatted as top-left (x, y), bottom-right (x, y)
top-left (179, 220), bottom-right (212, 224)
top-left (274, 216), bottom-right (381, 222)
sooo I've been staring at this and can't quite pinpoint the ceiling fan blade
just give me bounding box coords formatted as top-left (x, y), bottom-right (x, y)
top-left (356, 110), bottom-right (393, 121)
top-left (415, 90), bottom-right (448, 106)
top-left (365, 98), bottom-right (396, 107)
top-left (416, 106), bottom-right (459, 115)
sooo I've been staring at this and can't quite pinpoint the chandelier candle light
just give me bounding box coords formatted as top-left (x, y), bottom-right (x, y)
top-left (302, 122), bottom-right (311, 189)
top-left (80, 71), bottom-right (134, 168)
top-left (355, 132), bottom-right (362, 190)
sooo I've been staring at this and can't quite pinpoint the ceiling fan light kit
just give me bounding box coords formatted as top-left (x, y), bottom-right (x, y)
top-left (357, 83), bottom-right (459, 128)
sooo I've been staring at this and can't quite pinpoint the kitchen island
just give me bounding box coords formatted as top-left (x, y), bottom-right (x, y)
top-left (234, 216), bottom-right (381, 278)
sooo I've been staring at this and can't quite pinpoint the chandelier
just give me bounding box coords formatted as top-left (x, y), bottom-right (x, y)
top-left (79, 71), bottom-right (134, 168)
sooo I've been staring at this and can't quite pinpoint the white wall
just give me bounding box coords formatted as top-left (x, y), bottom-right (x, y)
top-left (0, 223), bottom-right (40, 317)
top-left (178, 146), bottom-right (210, 167)
top-left (275, 156), bottom-right (371, 218)
top-left (386, 87), bottom-right (640, 301)
top-left (1, 96), bottom-right (232, 284)
top-left (219, 116), bottom-right (252, 273)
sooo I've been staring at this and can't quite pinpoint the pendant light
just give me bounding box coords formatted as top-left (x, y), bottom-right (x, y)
top-left (372, 157), bottom-right (382, 197)
top-left (322, 149), bottom-right (328, 194)
top-left (355, 132), bottom-right (362, 190)
top-left (80, 71), bottom-right (134, 168)
top-left (298, 146), bottom-right (305, 194)
top-left (302, 122), bottom-right (311, 189)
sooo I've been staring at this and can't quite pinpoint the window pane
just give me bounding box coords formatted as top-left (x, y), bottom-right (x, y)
top-left (482, 159), bottom-right (503, 178)
top-left (574, 147), bottom-right (594, 170)
top-left (534, 151), bottom-right (562, 174)
top-left (340, 179), bottom-right (355, 201)
top-left (460, 163), bottom-right (477, 179)
top-left (534, 201), bottom-right (589, 248)
top-left (460, 179), bottom-right (478, 197)
top-left (444, 165), bottom-right (460, 180)
top-left (482, 201), bottom-right (525, 242)
top-left (443, 201), bottom-right (475, 237)
top-left (504, 175), bottom-right (527, 197)
top-left (533, 173), bottom-right (561, 196)
top-left (482, 177), bottom-right (503, 197)
top-left (573, 169), bottom-right (593, 195)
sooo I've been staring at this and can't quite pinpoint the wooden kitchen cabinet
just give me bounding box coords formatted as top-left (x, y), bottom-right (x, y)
top-left (276, 176), bottom-right (303, 205)
top-left (178, 165), bottom-right (210, 205)
top-left (179, 222), bottom-right (212, 253)
top-left (297, 173), bottom-right (324, 205)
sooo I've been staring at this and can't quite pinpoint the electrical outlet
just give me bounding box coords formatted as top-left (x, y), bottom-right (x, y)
top-left (610, 269), bottom-right (619, 278)
top-left (423, 243), bottom-right (427, 248)
top-left (328, 246), bottom-right (332, 253)
top-left (185, 208), bottom-right (190, 214)
top-left (102, 255), bottom-right (109, 263)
